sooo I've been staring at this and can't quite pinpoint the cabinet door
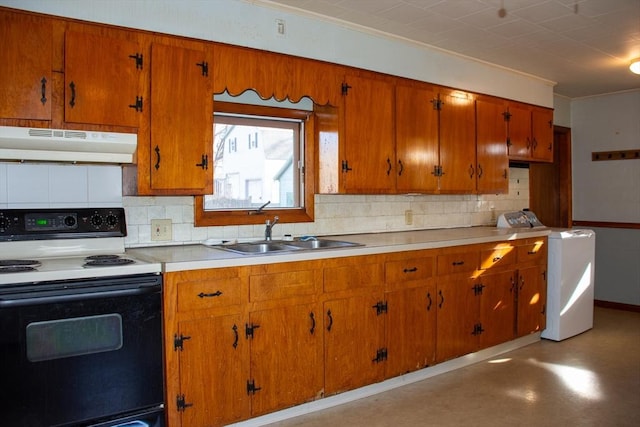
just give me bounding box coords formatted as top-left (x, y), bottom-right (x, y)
top-left (477, 270), bottom-right (516, 349)
top-left (177, 315), bottom-right (250, 427)
top-left (531, 108), bottom-right (554, 162)
top-left (476, 98), bottom-right (509, 194)
top-left (516, 265), bottom-right (547, 336)
top-left (0, 11), bottom-right (51, 121)
top-left (436, 278), bottom-right (477, 362)
top-left (386, 283), bottom-right (436, 377)
top-left (249, 303), bottom-right (323, 416)
top-left (507, 102), bottom-right (532, 159)
top-left (341, 74), bottom-right (395, 193)
top-left (64, 31), bottom-right (142, 127)
top-left (150, 43), bottom-right (213, 193)
top-left (324, 293), bottom-right (386, 395)
top-left (438, 90), bottom-right (476, 192)
top-left (395, 83), bottom-right (439, 192)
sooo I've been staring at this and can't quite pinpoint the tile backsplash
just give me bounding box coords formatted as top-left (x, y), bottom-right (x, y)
top-left (0, 162), bottom-right (123, 208)
top-left (123, 167), bottom-right (531, 248)
top-left (0, 163), bottom-right (530, 247)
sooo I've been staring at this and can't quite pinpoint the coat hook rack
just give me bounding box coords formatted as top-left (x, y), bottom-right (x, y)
top-left (591, 149), bottom-right (640, 161)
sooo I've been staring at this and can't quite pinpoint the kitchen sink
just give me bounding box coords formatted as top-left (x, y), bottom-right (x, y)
top-left (213, 238), bottom-right (361, 255)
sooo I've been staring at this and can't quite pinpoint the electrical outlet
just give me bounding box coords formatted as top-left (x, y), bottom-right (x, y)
top-left (405, 210), bottom-right (413, 225)
top-left (151, 219), bottom-right (172, 241)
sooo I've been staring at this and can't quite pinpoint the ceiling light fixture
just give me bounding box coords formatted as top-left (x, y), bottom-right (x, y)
top-left (631, 58), bottom-right (640, 75)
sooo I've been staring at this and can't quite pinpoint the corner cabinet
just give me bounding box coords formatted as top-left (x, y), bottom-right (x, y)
top-left (0, 10), bottom-right (52, 122)
top-left (147, 42), bottom-right (213, 194)
top-left (507, 102), bottom-right (554, 163)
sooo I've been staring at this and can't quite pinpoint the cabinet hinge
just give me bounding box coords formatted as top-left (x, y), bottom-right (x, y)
top-left (128, 96), bottom-right (143, 112)
top-left (503, 110), bottom-right (512, 122)
top-left (174, 333), bottom-right (191, 351)
top-left (372, 301), bottom-right (388, 315)
top-left (196, 61), bottom-right (209, 76)
top-left (245, 323), bottom-right (260, 339)
top-left (247, 380), bottom-right (262, 395)
top-left (472, 323), bottom-right (485, 336)
top-left (472, 283), bottom-right (485, 296)
top-left (341, 160), bottom-right (353, 173)
top-left (341, 82), bottom-right (352, 96)
top-left (431, 98), bottom-right (443, 111)
top-left (129, 52), bottom-right (144, 69)
top-left (176, 394), bottom-right (193, 412)
top-left (372, 348), bottom-right (388, 363)
top-left (195, 154), bottom-right (208, 170)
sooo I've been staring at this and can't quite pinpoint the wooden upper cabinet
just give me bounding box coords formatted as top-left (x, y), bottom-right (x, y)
top-left (438, 89), bottom-right (477, 193)
top-left (341, 73), bottom-right (395, 193)
top-left (476, 97), bottom-right (509, 194)
top-left (395, 82), bottom-right (439, 193)
top-left (531, 107), bottom-right (554, 162)
top-left (150, 42), bottom-right (213, 193)
top-left (64, 31), bottom-right (142, 127)
top-left (507, 102), bottom-right (554, 163)
top-left (0, 11), bottom-right (52, 121)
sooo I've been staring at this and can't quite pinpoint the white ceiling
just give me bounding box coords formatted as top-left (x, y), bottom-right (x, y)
top-left (264, 0), bottom-right (640, 98)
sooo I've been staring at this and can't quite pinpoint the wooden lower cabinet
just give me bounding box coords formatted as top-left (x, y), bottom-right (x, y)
top-left (164, 237), bottom-right (547, 426)
top-left (249, 302), bottom-right (323, 416)
top-left (323, 293), bottom-right (386, 395)
top-left (176, 314), bottom-right (250, 427)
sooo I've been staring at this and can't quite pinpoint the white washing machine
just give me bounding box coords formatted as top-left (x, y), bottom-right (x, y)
top-left (541, 229), bottom-right (596, 341)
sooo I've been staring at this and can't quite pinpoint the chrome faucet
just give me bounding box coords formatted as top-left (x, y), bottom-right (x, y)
top-left (264, 216), bottom-right (279, 241)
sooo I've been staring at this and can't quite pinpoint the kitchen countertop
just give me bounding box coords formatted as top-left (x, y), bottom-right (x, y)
top-left (126, 226), bottom-right (550, 273)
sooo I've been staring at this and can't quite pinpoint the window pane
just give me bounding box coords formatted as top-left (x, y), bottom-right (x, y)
top-left (205, 117), bottom-right (300, 210)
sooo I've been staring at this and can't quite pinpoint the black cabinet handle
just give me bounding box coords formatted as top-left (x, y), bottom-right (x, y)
top-left (452, 261), bottom-right (464, 266)
top-left (232, 324), bottom-right (238, 349)
top-left (69, 81), bottom-right (76, 107)
top-left (438, 290), bottom-right (444, 308)
top-left (398, 159), bottom-right (404, 176)
top-left (403, 267), bottom-right (418, 273)
top-left (40, 77), bottom-right (47, 105)
top-left (309, 312), bottom-right (316, 335)
top-left (197, 290), bottom-right (222, 298)
top-left (326, 310), bottom-right (333, 331)
top-left (386, 158), bottom-right (392, 175)
top-left (426, 292), bottom-right (432, 311)
top-left (154, 146), bottom-right (161, 170)
top-left (478, 164), bottom-right (483, 178)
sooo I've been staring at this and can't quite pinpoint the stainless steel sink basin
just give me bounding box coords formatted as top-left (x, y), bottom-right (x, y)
top-left (218, 242), bottom-right (300, 254)
top-left (286, 239), bottom-right (361, 250)
top-left (213, 238), bottom-right (361, 255)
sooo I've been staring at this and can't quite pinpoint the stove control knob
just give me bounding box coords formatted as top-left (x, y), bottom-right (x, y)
top-left (64, 215), bottom-right (77, 228)
top-left (90, 214), bottom-right (104, 228)
top-left (0, 216), bottom-right (8, 231)
top-left (106, 214), bottom-right (119, 229)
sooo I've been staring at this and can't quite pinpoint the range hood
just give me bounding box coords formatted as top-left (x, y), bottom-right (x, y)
top-left (0, 126), bottom-right (137, 164)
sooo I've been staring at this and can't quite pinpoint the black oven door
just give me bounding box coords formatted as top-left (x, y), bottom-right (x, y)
top-left (0, 274), bottom-right (164, 427)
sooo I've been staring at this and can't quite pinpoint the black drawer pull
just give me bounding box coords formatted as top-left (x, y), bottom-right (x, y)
top-left (197, 290), bottom-right (222, 298)
top-left (452, 261), bottom-right (465, 266)
top-left (403, 267), bottom-right (418, 273)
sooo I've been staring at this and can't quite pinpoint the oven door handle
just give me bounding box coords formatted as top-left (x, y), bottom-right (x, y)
top-left (0, 284), bottom-right (161, 308)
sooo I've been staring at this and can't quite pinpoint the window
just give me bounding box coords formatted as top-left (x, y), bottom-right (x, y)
top-left (195, 100), bottom-right (316, 226)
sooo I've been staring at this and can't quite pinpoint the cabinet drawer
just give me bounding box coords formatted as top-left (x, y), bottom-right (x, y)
top-left (250, 269), bottom-right (318, 302)
top-left (177, 277), bottom-right (242, 312)
top-left (324, 262), bottom-right (384, 293)
top-left (437, 251), bottom-right (479, 275)
top-left (385, 257), bottom-right (434, 284)
top-left (479, 244), bottom-right (516, 270)
top-left (516, 240), bottom-right (547, 264)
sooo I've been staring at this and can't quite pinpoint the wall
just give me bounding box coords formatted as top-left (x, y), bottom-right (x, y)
top-left (570, 89), bottom-right (640, 305)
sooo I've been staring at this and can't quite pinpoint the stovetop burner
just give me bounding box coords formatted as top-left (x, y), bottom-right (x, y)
top-left (0, 260), bottom-right (41, 267)
top-left (83, 255), bottom-right (135, 267)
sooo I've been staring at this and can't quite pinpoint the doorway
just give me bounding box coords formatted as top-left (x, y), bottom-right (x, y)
top-left (529, 126), bottom-right (572, 228)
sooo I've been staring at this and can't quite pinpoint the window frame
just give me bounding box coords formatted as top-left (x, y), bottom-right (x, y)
top-left (195, 101), bottom-right (316, 226)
